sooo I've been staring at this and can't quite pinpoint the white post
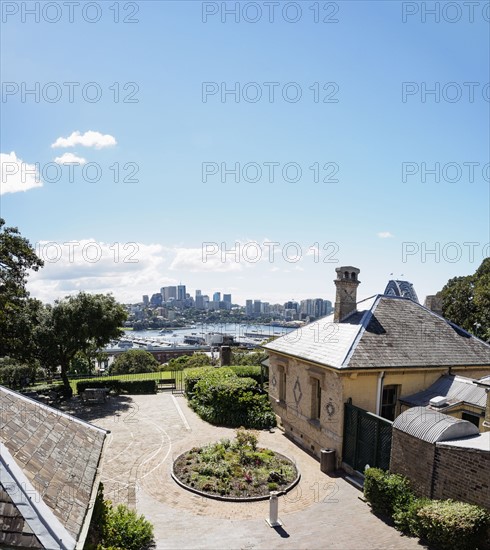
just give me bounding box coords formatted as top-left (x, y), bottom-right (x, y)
top-left (265, 491), bottom-right (283, 527)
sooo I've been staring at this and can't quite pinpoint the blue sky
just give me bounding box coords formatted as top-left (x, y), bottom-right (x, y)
top-left (1, 1), bottom-right (489, 305)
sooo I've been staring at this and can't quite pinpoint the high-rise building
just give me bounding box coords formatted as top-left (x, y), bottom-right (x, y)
top-left (162, 286), bottom-right (177, 302)
top-left (142, 295), bottom-right (149, 306)
top-left (195, 289), bottom-right (202, 297)
top-left (213, 292), bottom-right (221, 302)
top-left (195, 295), bottom-right (205, 309)
top-left (177, 284), bottom-right (186, 301)
top-left (253, 300), bottom-right (262, 317)
top-left (223, 293), bottom-right (232, 304)
top-left (245, 300), bottom-right (253, 316)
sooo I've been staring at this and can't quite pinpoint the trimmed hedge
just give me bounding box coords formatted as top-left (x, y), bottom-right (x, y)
top-left (363, 467), bottom-right (412, 517)
top-left (228, 365), bottom-right (262, 384)
top-left (76, 379), bottom-right (156, 395)
top-left (417, 500), bottom-right (490, 550)
top-left (364, 468), bottom-right (490, 550)
top-left (185, 368), bottom-right (276, 429)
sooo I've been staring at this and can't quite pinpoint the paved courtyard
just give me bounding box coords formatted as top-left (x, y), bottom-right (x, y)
top-left (72, 393), bottom-right (426, 549)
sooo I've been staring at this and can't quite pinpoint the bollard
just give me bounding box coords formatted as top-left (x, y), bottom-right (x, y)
top-left (265, 491), bottom-right (283, 527)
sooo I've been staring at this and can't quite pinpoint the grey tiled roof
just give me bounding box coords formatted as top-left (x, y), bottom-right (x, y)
top-left (0, 386), bottom-right (108, 549)
top-left (264, 295), bottom-right (490, 370)
top-left (400, 374), bottom-right (487, 409)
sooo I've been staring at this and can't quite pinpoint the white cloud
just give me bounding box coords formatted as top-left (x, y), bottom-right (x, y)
top-left (28, 240), bottom-right (170, 303)
top-left (0, 151), bottom-right (43, 195)
top-left (169, 246), bottom-right (243, 273)
top-left (377, 231), bottom-right (394, 239)
top-left (51, 130), bottom-right (117, 149)
top-left (54, 152), bottom-right (87, 165)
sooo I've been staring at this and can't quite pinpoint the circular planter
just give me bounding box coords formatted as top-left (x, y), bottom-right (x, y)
top-left (172, 449), bottom-right (300, 502)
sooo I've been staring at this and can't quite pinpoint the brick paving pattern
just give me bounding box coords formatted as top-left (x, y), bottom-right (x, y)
top-left (74, 393), bottom-right (426, 549)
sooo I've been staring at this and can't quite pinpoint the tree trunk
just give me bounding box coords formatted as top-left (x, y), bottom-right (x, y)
top-left (60, 362), bottom-right (73, 398)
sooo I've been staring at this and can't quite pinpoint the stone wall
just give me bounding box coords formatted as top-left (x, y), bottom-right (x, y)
top-left (390, 428), bottom-right (490, 510)
top-left (268, 352), bottom-right (344, 463)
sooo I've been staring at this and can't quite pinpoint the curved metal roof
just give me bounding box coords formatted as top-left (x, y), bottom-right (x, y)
top-left (393, 407), bottom-right (479, 443)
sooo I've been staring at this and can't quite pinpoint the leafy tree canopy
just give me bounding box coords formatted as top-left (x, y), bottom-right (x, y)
top-left (440, 258), bottom-right (490, 341)
top-left (111, 348), bottom-right (159, 375)
top-left (38, 292), bottom-right (127, 396)
top-left (0, 218), bottom-right (43, 357)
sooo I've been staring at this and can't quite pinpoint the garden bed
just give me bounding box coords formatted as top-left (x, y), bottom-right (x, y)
top-left (172, 429), bottom-right (299, 501)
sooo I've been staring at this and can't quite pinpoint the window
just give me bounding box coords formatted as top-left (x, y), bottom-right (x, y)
top-left (462, 412), bottom-right (480, 428)
top-left (381, 385), bottom-right (399, 421)
top-left (278, 368), bottom-right (286, 402)
top-left (312, 378), bottom-right (322, 420)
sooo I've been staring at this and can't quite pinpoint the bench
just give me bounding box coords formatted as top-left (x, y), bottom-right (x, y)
top-left (157, 378), bottom-right (176, 391)
top-left (81, 388), bottom-right (110, 404)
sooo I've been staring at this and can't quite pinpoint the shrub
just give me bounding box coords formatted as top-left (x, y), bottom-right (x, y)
top-left (231, 351), bottom-right (267, 366)
top-left (0, 358), bottom-right (38, 389)
top-left (229, 365), bottom-right (262, 384)
top-left (363, 467), bottom-right (412, 517)
top-left (76, 379), bottom-right (156, 395)
top-left (101, 502), bottom-right (154, 550)
top-left (186, 368), bottom-right (276, 429)
top-left (393, 496), bottom-right (431, 536)
top-left (118, 380), bottom-right (157, 394)
top-left (416, 500), bottom-right (490, 550)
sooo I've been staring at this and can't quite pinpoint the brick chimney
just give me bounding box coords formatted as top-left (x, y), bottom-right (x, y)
top-left (334, 266), bottom-right (360, 322)
top-left (424, 294), bottom-right (443, 316)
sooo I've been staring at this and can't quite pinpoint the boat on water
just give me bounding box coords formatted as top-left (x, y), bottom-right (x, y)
top-left (159, 329), bottom-right (173, 334)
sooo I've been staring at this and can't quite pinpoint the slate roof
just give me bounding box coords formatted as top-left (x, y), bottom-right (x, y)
top-left (0, 386), bottom-right (108, 549)
top-left (264, 295), bottom-right (490, 370)
top-left (400, 374), bottom-right (487, 409)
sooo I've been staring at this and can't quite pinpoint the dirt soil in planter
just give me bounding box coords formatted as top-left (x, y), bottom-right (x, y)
top-left (173, 433), bottom-right (298, 499)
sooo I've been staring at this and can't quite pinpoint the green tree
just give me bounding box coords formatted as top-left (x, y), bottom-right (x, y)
top-left (111, 349), bottom-right (159, 375)
top-left (440, 258), bottom-right (490, 341)
top-left (37, 292), bottom-right (127, 397)
top-left (0, 218), bottom-right (43, 358)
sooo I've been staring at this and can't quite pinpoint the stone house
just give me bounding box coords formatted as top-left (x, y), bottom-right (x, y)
top-left (263, 266), bottom-right (490, 471)
top-left (0, 386), bottom-right (108, 549)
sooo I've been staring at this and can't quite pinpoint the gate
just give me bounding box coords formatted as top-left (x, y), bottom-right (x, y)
top-left (171, 369), bottom-right (185, 394)
top-left (343, 401), bottom-right (392, 472)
